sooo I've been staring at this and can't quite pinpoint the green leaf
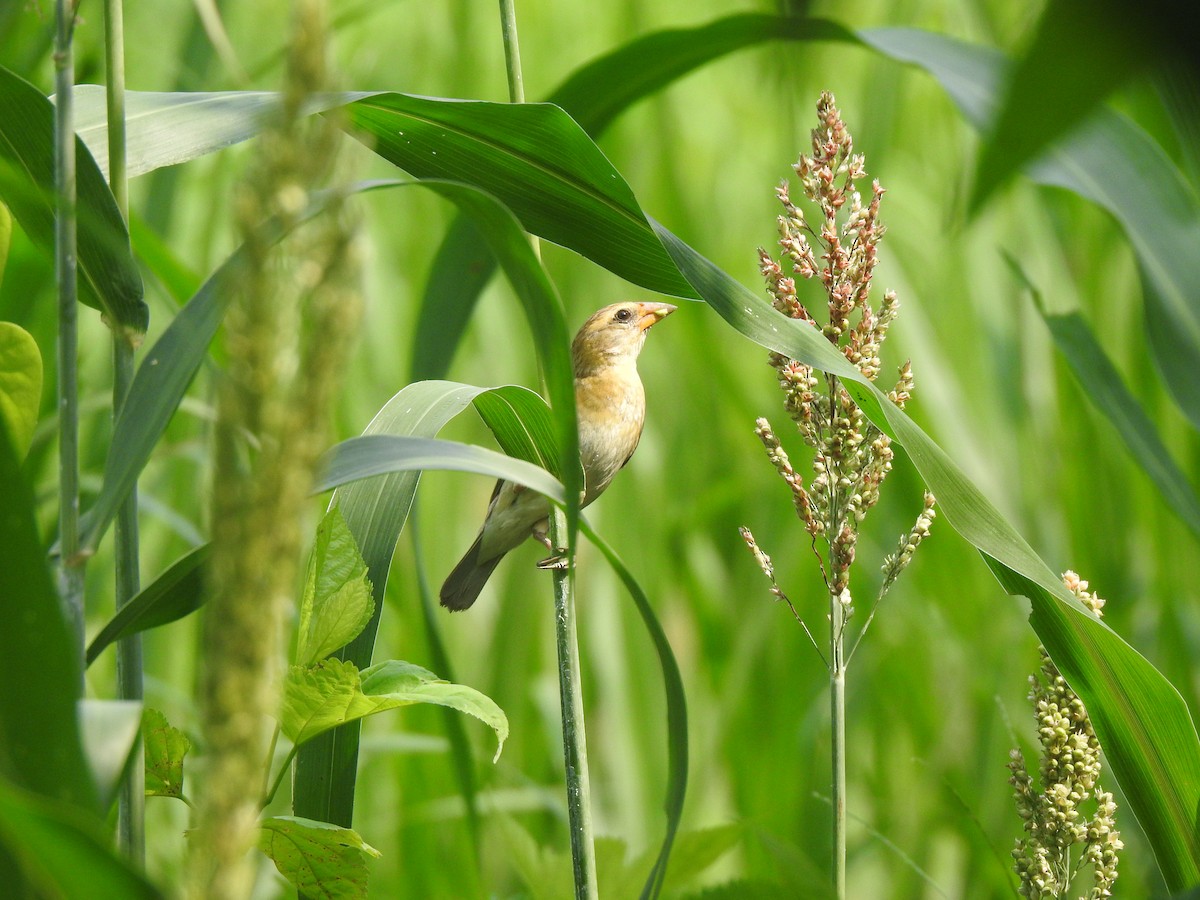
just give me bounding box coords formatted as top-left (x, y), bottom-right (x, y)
top-left (472, 384), bottom-right (563, 477)
top-left (648, 217), bottom-right (1200, 890)
top-left (861, 27), bottom-right (1200, 433)
top-left (343, 94), bottom-right (697, 301)
top-left (0, 201), bottom-right (10, 286)
top-left (142, 708), bottom-right (191, 800)
top-left (0, 417), bottom-right (97, 811)
top-left (259, 815), bottom-right (379, 900)
top-left (71, 86), bottom-right (376, 181)
top-left (1009, 256), bottom-right (1200, 540)
top-left (297, 508), bottom-right (374, 666)
top-left (0, 320), bottom-right (41, 457)
top-left (86, 545), bottom-right (210, 667)
top-left (281, 658), bottom-right (507, 761)
top-left (0, 65), bottom-right (147, 333)
top-left (78, 700), bottom-right (142, 810)
top-left (968, 0), bottom-right (1147, 212)
top-left (0, 780), bottom-right (160, 899)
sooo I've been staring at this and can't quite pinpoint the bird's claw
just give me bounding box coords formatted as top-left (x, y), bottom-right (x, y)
top-left (536, 554), bottom-right (570, 571)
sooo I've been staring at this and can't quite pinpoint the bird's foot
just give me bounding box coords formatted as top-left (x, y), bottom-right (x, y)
top-left (536, 554), bottom-right (570, 571)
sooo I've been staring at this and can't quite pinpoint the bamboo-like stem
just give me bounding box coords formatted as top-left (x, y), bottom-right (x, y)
top-left (549, 508), bottom-right (598, 900)
top-left (104, 0), bottom-right (145, 865)
top-left (54, 0), bottom-right (84, 656)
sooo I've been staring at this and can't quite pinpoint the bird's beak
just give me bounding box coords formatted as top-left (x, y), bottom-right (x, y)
top-left (636, 302), bottom-right (677, 332)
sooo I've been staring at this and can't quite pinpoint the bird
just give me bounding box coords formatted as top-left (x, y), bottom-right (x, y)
top-left (439, 300), bottom-right (677, 610)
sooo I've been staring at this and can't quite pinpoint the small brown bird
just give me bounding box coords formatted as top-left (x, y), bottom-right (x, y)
top-left (440, 301), bottom-right (676, 610)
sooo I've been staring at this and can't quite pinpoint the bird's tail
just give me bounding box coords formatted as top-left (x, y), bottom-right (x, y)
top-left (439, 535), bottom-right (504, 611)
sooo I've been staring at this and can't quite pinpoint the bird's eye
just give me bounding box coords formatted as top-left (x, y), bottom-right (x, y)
top-left (614, 308), bottom-right (634, 323)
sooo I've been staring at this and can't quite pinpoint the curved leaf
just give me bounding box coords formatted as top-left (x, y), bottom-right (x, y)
top-left (260, 815), bottom-right (379, 900)
top-left (297, 507), bottom-right (374, 667)
top-left (862, 27), bottom-right (1200, 433)
top-left (0, 65), bottom-right (147, 333)
top-left (0, 320), bottom-right (41, 457)
top-left (85, 544), bottom-right (209, 666)
top-left (281, 658), bottom-right (508, 760)
top-left (342, 94), bottom-right (696, 300)
top-left (649, 217), bottom-right (1200, 890)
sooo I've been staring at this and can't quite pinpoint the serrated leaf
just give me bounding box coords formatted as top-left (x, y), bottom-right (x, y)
top-left (142, 708), bottom-right (191, 800)
top-left (296, 507), bottom-right (374, 666)
top-left (259, 815), bottom-right (379, 900)
top-left (281, 658), bottom-right (507, 761)
top-left (0, 320), bottom-right (41, 457)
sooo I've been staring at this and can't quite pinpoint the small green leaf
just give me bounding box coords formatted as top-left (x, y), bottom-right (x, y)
top-left (281, 658), bottom-right (507, 760)
top-left (296, 508), bottom-right (374, 666)
top-left (143, 708), bottom-right (191, 800)
top-left (259, 815), bottom-right (379, 900)
top-left (0, 320), bottom-right (41, 457)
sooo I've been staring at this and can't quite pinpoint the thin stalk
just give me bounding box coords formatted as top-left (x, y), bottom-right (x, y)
top-left (54, 0), bottom-right (84, 655)
top-left (550, 508), bottom-right (598, 900)
top-left (105, 0), bottom-right (145, 865)
top-left (829, 587), bottom-right (847, 900)
top-left (495, 4), bottom-right (593, 894)
top-left (497, 0), bottom-right (526, 104)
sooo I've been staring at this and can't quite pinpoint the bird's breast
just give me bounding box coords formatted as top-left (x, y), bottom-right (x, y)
top-left (575, 365), bottom-right (646, 506)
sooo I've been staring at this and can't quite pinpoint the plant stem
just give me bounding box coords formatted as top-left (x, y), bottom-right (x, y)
top-left (830, 586), bottom-right (847, 900)
top-left (105, 0), bottom-right (145, 865)
top-left (497, 0), bottom-right (526, 104)
top-left (54, 0), bottom-right (84, 656)
top-left (550, 507), bottom-right (598, 900)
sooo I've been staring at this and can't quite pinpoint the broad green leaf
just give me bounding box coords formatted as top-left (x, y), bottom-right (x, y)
top-left (411, 13), bottom-right (859, 378)
top-left (0, 780), bottom-right (160, 899)
top-left (0, 320), bottom-right (41, 457)
top-left (297, 507), bottom-right (374, 666)
top-left (0, 417), bottom-right (97, 811)
top-left (0, 65), bottom-right (147, 333)
top-left (862, 27), bottom-right (1200, 433)
top-left (259, 815), bottom-right (380, 900)
top-left (86, 544), bottom-right (210, 666)
top-left (71, 87), bottom-right (375, 181)
top-left (343, 94), bottom-right (697, 301)
top-left (1008, 257), bottom-right (1200, 540)
top-left (281, 658), bottom-right (507, 760)
top-left (472, 384), bottom-right (563, 477)
top-left (142, 708), bottom-right (191, 800)
top-left (649, 217), bottom-right (1200, 890)
top-left (968, 0), bottom-right (1146, 211)
top-left (78, 700), bottom-right (142, 810)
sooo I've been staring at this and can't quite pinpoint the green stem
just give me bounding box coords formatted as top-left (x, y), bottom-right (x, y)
top-left (105, 0), bottom-right (145, 865)
top-left (497, 0), bottom-right (526, 104)
top-left (54, 0), bottom-right (84, 656)
top-left (550, 507), bottom-right (597, 900)
top-left (830, 587), bottom-right (847, 900)
top-left (263, 741), bottom-right (298, 809)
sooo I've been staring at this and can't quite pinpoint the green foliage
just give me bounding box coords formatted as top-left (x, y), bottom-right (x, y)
top-left (142, 708), bottom-right (191, 801)
top-left (296, 508), bottom-right (375, 667)
top-left (259, 816), bottom-right (380, 900)
top-left (0, 320), bottom-right (41, 457)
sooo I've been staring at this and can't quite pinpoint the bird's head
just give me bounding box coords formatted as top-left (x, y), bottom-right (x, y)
top-left (571, 301), bottom-right (677, 376)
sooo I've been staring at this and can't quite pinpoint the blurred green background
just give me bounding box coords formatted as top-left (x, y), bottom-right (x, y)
top-left (3, 0), bottom-right (1196, 896)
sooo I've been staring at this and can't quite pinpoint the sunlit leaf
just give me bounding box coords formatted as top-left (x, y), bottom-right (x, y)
top-left (143, 708), bottom-right (191, 800)
top-left (260, 815), bottom-right (380, 900)
top-left (297, 507), bottom-right (374, 666)
top-left (281, 658), bottom-right (507, 761)
top-left (0, 320), bottom-right (41, 457)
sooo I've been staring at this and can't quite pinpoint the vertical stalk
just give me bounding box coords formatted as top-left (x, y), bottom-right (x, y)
top-left (497, 3), bottom-right (596, 895)
top-left (550, 509), bottom-right (598, 900)
top-left (829, 588), bottom-right (847, 900)
top-left (54, 0), bottom-right (84, 654)
top-left (104, 0), bottom-right (145, 865)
